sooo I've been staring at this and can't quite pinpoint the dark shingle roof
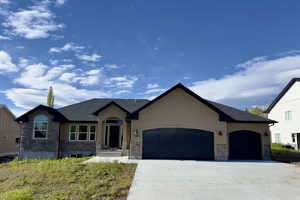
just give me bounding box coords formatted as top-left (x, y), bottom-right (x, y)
top-left (58, 98), bottom-right (149, 122)
top-left (208, 101), bottom-right (276, 123)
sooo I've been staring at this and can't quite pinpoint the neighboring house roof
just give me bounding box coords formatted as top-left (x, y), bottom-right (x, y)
top-left (0, 104), bottom-right (17, 120)
top-left (58, 98), bottom-right (149, 122)
top-left (16, 83), bottom-right (276, 124)
top-left (16, 105), bottom-right (68, 122)
top-left (265, 78), bottom-right (300, 113)
top-left (132, 83), bottom-right (276, 123)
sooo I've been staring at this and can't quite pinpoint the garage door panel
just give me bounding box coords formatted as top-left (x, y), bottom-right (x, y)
top-left (143, 128), bottom-right (214, 160)
top-left (229, 130), bottom-right (262, 160)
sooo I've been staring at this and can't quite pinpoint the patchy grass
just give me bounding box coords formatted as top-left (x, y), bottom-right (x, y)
top-left (271, 143), bottom-right (300, 163)
top-left (0, 158), bottom-right (137, 200)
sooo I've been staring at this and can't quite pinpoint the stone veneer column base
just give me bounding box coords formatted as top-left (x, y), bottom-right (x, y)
top-left (215, 144), bottom-right (228, 160)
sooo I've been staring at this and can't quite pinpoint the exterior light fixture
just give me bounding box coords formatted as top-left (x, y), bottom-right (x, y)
top-left (218, 131), bottom-right (223, 136)
top-left (264, 132), bottom-right (269, 136)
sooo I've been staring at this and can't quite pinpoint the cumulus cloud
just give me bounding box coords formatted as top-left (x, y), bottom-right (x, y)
top-left (49, 43), bottom-right (84, 53)
top-left (0, 35), bottom-right (10, 40)
top-left (0, 0), bottom-right (9, 4)
top-left (0, 51), bottom-right (18, 73)
top-left (109, 76), bottom-right (138, 88)
top-left (147, 83), bottom-right (159, 89)
top-left (56, 0), bottom-right (67, 5)
top-left (6, 62), bottom-right (110, 109)
top-left (2, 1), bottom-right (63, 39)
top-left (189, 53), bottom-right (300, 105)
top-left (145, 88), bottom-right (166, 94)
top-left (77, 53), bottom-right (102, 62)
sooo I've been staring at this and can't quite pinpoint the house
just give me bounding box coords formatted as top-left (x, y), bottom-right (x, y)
top-left (265, 78), bottom-right (300, 149)
top-left (0, 105), bottom-right (21, 157)
top-left (16, 83), bottom-right (275, 160)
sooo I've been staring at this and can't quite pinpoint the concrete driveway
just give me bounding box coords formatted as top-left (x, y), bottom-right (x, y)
top-left (128, 160), bottom-right (300, 200)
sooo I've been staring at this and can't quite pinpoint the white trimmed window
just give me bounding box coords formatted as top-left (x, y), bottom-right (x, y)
top-left (69, 124), bottom-right (96, 141)
top-left (284, 111), bottom-right (292, 120)
top-left (33, 115), bottom-right (48, 139)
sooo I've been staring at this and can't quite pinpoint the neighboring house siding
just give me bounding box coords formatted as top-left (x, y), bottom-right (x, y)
top-left (130, 88), bottom-right (228, 160)
top-left (269, 81), bottom-right (300, 148)
top-left (59, 123), bottom-right (96, 157)
top-left (0, 106), bottom-right (20, 157)
top-left (19, 110), bottom-right (60, 159)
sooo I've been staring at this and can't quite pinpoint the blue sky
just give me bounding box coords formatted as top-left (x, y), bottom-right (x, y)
top-left (1, 0), bottom-right (300, 116)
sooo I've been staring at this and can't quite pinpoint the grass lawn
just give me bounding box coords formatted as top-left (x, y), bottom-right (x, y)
top-left (271, 143), bottom-right (300, 163)
top-left (0, 157), bottom-right (137, 200)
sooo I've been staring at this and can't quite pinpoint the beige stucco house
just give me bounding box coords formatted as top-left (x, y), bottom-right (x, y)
top-left (0, 105), bottom-right (21, 157)
top-left (17, 83), bottom-right (275, 160)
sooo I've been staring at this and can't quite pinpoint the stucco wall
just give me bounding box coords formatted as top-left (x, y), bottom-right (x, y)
top-left (19, 110), bottom-right (60, 160)
top-left (59, 123), bottom-right (96, 157)
top-left (227, 123), bottom-right (271, 160)
top-left (0, 106), bottom-right (20, 156)
top-left (130, 88), bottom-right (228, 160)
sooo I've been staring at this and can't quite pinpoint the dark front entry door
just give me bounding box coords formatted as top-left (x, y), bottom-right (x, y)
top-left (109, 126), bottom-right (120, 148)
top-left (297, 133), bottom-right (300, 149)
top-left (142, 128), bottom-right (214, 160)
top-left (229, 130), bottom-right (262, 160)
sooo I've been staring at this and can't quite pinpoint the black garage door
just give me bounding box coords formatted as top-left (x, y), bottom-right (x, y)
top-left (143, 128), bottom-right (214, 160)
top-left (229, 130), bottom-right (262, 160)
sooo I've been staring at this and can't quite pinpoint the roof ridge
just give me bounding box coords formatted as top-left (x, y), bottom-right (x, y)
top-left (57, 98), bottom-right (99, 110)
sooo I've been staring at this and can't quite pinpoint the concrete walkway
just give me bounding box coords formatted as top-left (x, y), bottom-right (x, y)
top-left (84, 156), bottom-right (138, 164)
top-left (127, 160), bottom-right (300, 200)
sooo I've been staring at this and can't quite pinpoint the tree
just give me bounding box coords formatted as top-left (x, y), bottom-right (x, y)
top-left (245, 106), bottom-right (267, 118)
top-left (47, 86), bottom-right (55, 108)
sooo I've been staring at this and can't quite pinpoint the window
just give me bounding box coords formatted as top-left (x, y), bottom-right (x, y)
top-left (274, 133), bottom-right (281, 143)
top-left (33, 115), bottom-right (48, 139)
top-left (89, 125), bottom-right (96, 141)
top-left (105, 119), bottom-right (123, 124)
top-left (284, 111), bottom-right (292, 120)
top-left (69, 124), bottom-right (96, 141)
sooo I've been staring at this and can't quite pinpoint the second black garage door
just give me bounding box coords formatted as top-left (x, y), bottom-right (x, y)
top-left (229, 130), bottom-right (262, 160)
top-left (142, 128), bottom-right (214, 160)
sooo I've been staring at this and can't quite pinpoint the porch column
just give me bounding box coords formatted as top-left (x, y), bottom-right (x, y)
top-left (122, 120), bottom-right (127, 154)
top-left (96, 117), bottom-right (103, 155)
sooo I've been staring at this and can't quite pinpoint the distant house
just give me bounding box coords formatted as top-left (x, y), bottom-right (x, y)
top-left (16, 83), bottom-right (275, 160)
top-left (265, 78), bottom-right (300, 149)
top-left (0, 105), bottom-right (21, 157)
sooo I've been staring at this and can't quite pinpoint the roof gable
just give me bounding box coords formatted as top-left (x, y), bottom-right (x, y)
top-left (132, 83), bottom-right (276, 123)
top-left (0, 104), bottom-right (16, 120)
top-left (93, 101), bottom-right (130, 116)
top-left (265, 78), bottom-right (300, 113)
top-left (16, 105), bottom-right (68, 122)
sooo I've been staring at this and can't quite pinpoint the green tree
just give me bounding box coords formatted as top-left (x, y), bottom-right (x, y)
top-left (47, 86), bottom-right (54, 108)
top-left (246, 106), bottom-right (267, 118)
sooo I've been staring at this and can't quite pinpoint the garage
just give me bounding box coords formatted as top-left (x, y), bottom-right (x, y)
top-left (229, 130), bottom-right (262, 160)
top-left (142, 128), bottom-right (214, 160)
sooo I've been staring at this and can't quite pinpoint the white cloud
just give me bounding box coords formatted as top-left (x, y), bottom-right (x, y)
top-left (105, 64), bottom-right (119, 70)
top-left (56, 0), bottom-right (67, 5)
top-left (0, 0), bottom-right (9, 4)
top-left (114, 90), bottom-right (130, 95)
top-left (77, 53), bottom-right (102, 62)
top-left (49, 43), bottom-right (84, 53)
top-left (3, 1), bottom-right (63, 39)
top-left (59, 72), bottom-right (77, 82)
top-left (109, 76), bottom-right (138, 88)
top-left (189, 53), bottom-right (300, 103)
top-left (147, 83), bottom-right (159, 89)
top-left (0, 51), bottom-right (18, 73)
top-left (78, 69), bottom-right (103, 86)
top-left (145, 88), bottom-right (166, 94)
top-left (0, 35), bottom-right (10, 40)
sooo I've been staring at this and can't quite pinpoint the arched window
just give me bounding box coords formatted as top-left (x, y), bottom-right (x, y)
top-left (33, 115), bottom-right (48, 139)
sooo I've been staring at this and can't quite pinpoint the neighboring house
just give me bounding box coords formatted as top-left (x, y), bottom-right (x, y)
top-left (16, 83), bottom-right (275, 160)
top-left (265, 78), bottom-right (300, 149)
top-left (0, 105), bottom-right (21, 157)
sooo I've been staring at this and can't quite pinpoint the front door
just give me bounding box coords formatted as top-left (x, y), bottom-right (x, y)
top-left (297, 133), bottom-right (300, 150)
top-left (109, 126), bottom-right (120, 148)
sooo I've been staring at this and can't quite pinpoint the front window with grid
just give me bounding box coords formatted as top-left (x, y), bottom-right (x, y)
top-left (69, 125), bottom-right (96, 141)
top-left (33, 115), bottom-right (48, 139)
